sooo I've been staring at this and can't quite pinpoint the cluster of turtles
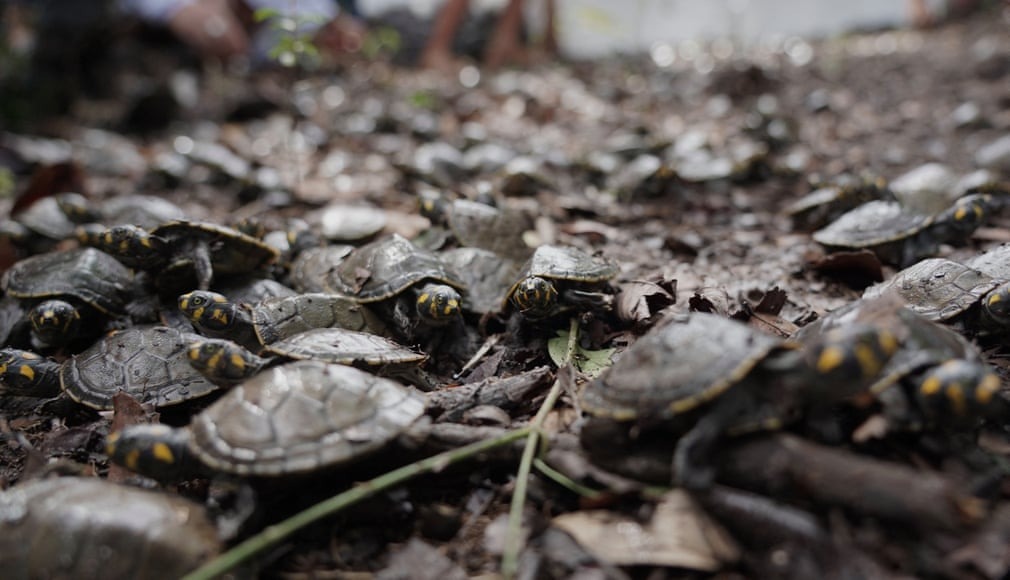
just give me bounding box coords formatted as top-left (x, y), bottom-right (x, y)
top-left (3, 169), bottom-right (1010, 576)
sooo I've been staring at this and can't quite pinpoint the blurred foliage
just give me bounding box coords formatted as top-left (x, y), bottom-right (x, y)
top-left (361, 26), bottom-right (401, 60)
top-left (254, 7), bottom-right (325, 68)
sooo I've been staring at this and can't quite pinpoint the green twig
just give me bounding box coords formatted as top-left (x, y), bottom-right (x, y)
top-left (501, 317), bottom-right (579, 579)
top-left (183, 426), bottom-right (533, 580)
top-left (533, 457), bottom-right (602, 500)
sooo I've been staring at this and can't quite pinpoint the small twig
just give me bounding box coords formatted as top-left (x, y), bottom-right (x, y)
top-left (182, 426), bottom-right (533, 580)
top-left (533, 457), bottom-right (602, 499)
top-left (501, 317), bottom-right (579, 579)
top-left (453, 333), bottom-right (501, 380)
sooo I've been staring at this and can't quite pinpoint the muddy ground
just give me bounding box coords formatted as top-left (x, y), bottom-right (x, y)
top-left (2, 5), bottom-right (1010, 579)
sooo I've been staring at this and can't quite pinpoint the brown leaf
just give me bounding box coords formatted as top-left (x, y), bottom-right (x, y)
top-left (809, 249), bottom-right (885, 289)
top-left (615, 278), bottom-right (677, 326)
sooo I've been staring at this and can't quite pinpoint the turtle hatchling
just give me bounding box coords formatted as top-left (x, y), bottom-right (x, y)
top-left (107, 360), bottom-right (425, 478)
top-left (505, 244), bottom-right (619, 319)
top-left (579, 312), bottom-right (897, 488)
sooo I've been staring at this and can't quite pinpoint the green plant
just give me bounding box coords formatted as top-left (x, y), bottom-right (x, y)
top-left (253, 7), bottom-right (325, 68)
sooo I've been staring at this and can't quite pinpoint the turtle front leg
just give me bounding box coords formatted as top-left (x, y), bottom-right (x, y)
top-left (673, 393), bottom-right (747, 490)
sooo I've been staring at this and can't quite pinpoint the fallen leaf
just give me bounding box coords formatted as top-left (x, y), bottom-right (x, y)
top-left (615, 278), bottom-right (677, 326)
top-left (548, 329), bottom-right (615, 377)
top-left (552, 489), bottom-right (740, 571)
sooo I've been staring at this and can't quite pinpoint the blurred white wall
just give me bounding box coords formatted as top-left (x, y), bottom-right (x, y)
top-left (359, 0), bottom-right (915, 58)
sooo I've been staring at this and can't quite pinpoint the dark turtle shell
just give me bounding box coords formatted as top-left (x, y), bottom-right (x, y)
top-left (580, 313), bottom-right (787, 421)
top-left (215, 276), bottom-right (297, 304)
top-left (288, 244), bottom-right (353, 294)
top-left (251, 293), bottom-right (388, 345)
top-left (441, 247), bottom-right (520, 315)
top-left (0, 477), bottom-right (220, 580)
top-left (60, 325), bottom-right (219, 409)
top-left (445, 200), bottom-right (534, 263)
top-left (518, 245), bottom-right (618, 284)
top-left (965, 244), bottom-right (1010, 279)
top-left (331, 234), bottom-right (465, 302)
top-left (863, 258), bottom-right (1000, 323)
top-left (812, 200), bottom-right (931, 249)
top-left (152, 220), bottom-right (279, 275)
top-left (188, 361), bottom-right (425, 475)
top-left (264, 327), bottom-right (425, 366)
top-left (7, 195), bottom-right (80, 241)
top-left (2, 247), bottom-right (132, 315)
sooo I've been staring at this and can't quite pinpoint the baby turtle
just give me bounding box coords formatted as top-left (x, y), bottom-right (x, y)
top-left (58, 193), bottom-right (186, 230)
top-left (580, 312), bottom-right (897, 489)
top-left (178, 290), bottom-right (388, 351)
top-left (795, 298), bottom-right (1004, 428)
top-left (185, 327), bottom-right (427, 388)
top-left (107, 360), bottom-right (426, 478)
top-left (812, 193), bottom-right (991, 267)
top-left (331, 234), bottom-right (466, 339)
top-left (784, 177), bottom-right (893, 231)
top-left (1, 247), bottom-right (133, 349)
top-left (505, 245), bottom-right (619, 319)
top-left (0, 476), bottom-right (220, 580)
top-left (863, 257), bottom-right (1010, 336)
top-left (84, 219), bottom-right (279, 291)
top-left (964, 243), bottom-right (1010, 279)
top-left (0, 325), bottom-right (220, 410)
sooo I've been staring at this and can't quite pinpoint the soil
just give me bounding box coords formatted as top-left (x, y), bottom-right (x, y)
top-left (2, 5), bottom-right (1010, 579)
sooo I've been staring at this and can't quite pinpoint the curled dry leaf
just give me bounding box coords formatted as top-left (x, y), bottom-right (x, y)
top-left (615, 277), bottom-right (677, 326)
top-left (552, 489), bottom-right (740, 572)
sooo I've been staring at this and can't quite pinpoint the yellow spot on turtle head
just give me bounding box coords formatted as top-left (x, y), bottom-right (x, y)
top-left (152, 442), bottom-right (175, 464)
top-left (104, 432), bottom-right (120, 454)
top-left (444, 299), bottom-right (459, 316)
top-left (0, 363), bottom-right (7, 374)
top-left (854, 343), bottom-right (884, 378)
top-left (418, 292), bottom-right (430, 305)
top-left (19, 365), bottom-right (34, 382)
top-left (206, 349), bottom-right (223, 371)
top-left (213, 294), bottom-right (227, 303)
top-left (975, 374), bottom-right (1001, 404)
top-left (140, 236), bottom-right (152, 249)
top-left (118, 239), bottom-right (130, 253)
top-left (229, 353), bottom-right (246, 371)
top-left (816, 346), bottom-right (844, 374)
top-left (126, 449), bottom-right (140, 471)
top-left (955, 206), bottom-right (968, 221)
top-left (878, 331), bottom-right (899, 357)
top-left (989, 293), bottom-right (1002, 307)
top-left (920, 376), bottom-right (942, 396)
top-left (211, 309), bottom-right (229, 324)
top-left (946, 383), bottom-right (967, 416)
top-left (192, 307), bottom-right (205, 321)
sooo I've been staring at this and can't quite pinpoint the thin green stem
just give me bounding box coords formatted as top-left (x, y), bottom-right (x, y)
top-left (533, 457), bottom-right (602, 500)
top-left (183, 426), bottom-right (533, 580)
top-left (501, 318), bottom-right (579, 579)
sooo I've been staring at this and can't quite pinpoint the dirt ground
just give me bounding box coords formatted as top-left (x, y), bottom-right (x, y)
top-left (2, 4), bottom-right (1010, 579)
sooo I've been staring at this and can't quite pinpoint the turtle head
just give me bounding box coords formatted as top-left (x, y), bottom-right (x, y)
top-left (415, 283), bottom-right (462, 324)
top-left (916, 359), bottom-right (1005, 422)
top-left (510, 276), bottom-right (558, 318)
top-left (939, 193), bottom-right (990, 242)
top-left (96, 224), bottom-right (168, 268)
top-left (74, 223), bottom-right (107, 247)
top-left (106, 423), bottom-right (194, 482)
top-left (186, 338), bottom-right (263, 386)
top-left (804, 323), bottom-right (900, 400)
top-left (0, 347), bottom-right (61, 395)
top-left (178, 291), bottom-right (235, 332)
top-left (981, 283), bottom-right (1010, 327)
top-left (418, 191), bottom-right (450, 225)
top-left (28, 299), bottom-right (81, 349)
top-left (0, 219), bottom-right (31, 245)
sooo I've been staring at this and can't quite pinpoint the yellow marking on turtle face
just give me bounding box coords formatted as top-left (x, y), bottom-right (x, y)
top-left (139, 236), bottom-right (153, 249)
top-left (418, 292), bottom-right (430, 305)
top-left (920, 375), bottom-right (942, 396)
top-left (816, 346), bottom-right (844, 374)
top-left (988, 293), bottom-right (1002, 308)
top-left (955, 206), bottom-right (968, 221)
top-left (213, 294), bottom-right (227, 303)
top-left (878, 331), bottom-right (899, 356)
top-left (206, 349), bottom-right (223, 371)
top-left (118, 239), bottom-right (130, 253)
top-left (179, 296), bottom-right (190, 310)
top-left (975, 374), bottom-right (1001, 404)
top-left (125, 449), bottom-right (141, 471)
top-left (229, 353), bottom-right (246, 372)
top-left (211, 309), bottom-right (229, 325)
top-left (19, 365), bottom-right (34, 382)
top-left (0, 363), bottom-right (7, 374)
top-left (152, 442), bottom-right (175, 464)
top-left (854, 343), bottom-right (883, 378)
top-left (946, 383), bottom-right (967, 416)
top-left (105, 432), bottom-right (120, 454)
top-left (444, 299), bottom-right (459, 316)
top-left (191, 306), bottom-right (205, 321)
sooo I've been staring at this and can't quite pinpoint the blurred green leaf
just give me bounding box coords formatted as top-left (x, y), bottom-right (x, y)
top-left (253, 7), bottom-right (280, 23)
top-left (548, 330), bottom-right (614, 377)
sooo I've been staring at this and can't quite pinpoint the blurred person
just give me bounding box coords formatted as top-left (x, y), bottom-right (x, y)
top-left (119, 0), bottom-right (367, 63)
